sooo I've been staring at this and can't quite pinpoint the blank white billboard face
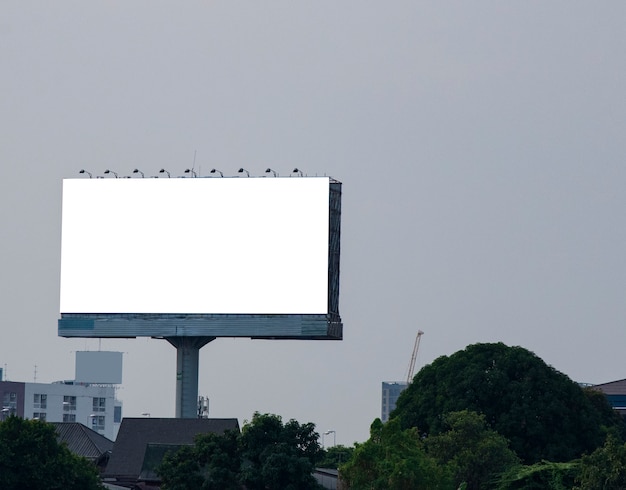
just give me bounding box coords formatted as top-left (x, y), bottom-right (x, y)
top-left (60, 177), bottom-right (330, 314)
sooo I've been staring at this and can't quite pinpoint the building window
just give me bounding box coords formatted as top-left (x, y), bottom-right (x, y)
top-left (33, 412), bottom-right (47, 421)
top-left (114, 405), bottom-right (122, 423)
top-left (91, 415), bottom-right (105, 431)
top-left (63, 413), bottom-right (76, 422)
top-left (34, 394), bottom-right (47, 409)
top-left (2, 392), bottom-right (17, 415)
top-left (63, 395), bottom-right (76, 411)
top-left (3, 391), bottom-right (17, 406)
top-left (92, 397), bottom-right (106, 413)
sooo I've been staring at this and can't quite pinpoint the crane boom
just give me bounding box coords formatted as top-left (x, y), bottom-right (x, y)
top-left (407, 330), bottom-right (424, 384)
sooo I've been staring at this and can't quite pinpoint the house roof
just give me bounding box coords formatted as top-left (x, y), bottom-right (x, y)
top-left (51, 422), bottom-right (114, 461)
top-left (104, 418), bottom-right (239, 482)
top-left (593, 379), bottom-right (626, 395)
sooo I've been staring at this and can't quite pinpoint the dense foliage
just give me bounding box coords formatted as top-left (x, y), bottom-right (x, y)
top-left (392, 342), bottom-right (624, 463)
top-left (318, 444), bottom-right (354, 469)
top-left (426, 410), bottom-right (519, 490)
top-left (574, 433), bottom-right (626, 489)
top-left (496, 461), bottom-right (579, 490)
top-left (0, 416), bottom-right (103, 490)
top-left (158, 412), bottom-right (322, 490)
top-left (340, 418), bottom-right (453, 490)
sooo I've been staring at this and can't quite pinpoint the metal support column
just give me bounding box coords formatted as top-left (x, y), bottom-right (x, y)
top-left (165, 336), bottom-right (215, 418)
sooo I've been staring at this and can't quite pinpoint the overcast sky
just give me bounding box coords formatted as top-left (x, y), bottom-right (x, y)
top-left (2, 2), bottom-right (626, 445)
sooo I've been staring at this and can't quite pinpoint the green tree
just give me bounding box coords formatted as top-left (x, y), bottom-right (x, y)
top-left (239, 412), bottom-right (322, 490)
top-left (340, 418), bottom-right (453, 490)
top-left (427, 410), bottom-right (520, 490)
top-left (574, 433), bottom-right (626, 489)
top-left (496, 461), bottom-right (578, 490)
top-left (319, 444), bottom-right (354, 469)
top-left (393, 342), bottom-right (624, 463)
top-left (158, 412), bottom-right (322, 490)
top-left (159, 430), bottom-right (240, 490)
top-left (0, 416), bottom-right (103, 490)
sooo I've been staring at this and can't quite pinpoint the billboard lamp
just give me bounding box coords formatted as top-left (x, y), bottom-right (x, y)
top-left (265, 168), bottom-right (278, 177)
top-left (184, 168), bottom-right (197, 177)
top-left (79, 169), bottom-right (93, 178)
top-left (292, 168), bottom-right (303, 177)
top-left (159, 169), bottom-right (171, 178)
top-left (132, 169), bottom-right (145, 178)
top-left (104, 169), bottom-right (118, 178)
top-left (238, 168), bottom-right (250, 177)
top-left (210, 168), bottom-right (223, 177)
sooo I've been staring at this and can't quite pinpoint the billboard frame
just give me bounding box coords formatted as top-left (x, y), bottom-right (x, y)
top-left (58, 178), bottom-right (342, 341)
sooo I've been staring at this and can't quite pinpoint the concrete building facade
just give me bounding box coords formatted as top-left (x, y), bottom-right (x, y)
top-left (1, 380), bottom-right (121, 440)
top-left (381, 381), bottom-right (408, 423)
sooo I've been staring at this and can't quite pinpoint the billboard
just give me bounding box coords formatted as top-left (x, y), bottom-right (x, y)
top-left (58, 176), bottom-right (342, 340)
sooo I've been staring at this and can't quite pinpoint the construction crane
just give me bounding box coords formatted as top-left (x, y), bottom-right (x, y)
top-left (406, 330), bottom-right (424, 384)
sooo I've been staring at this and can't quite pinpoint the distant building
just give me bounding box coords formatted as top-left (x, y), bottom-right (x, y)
top-left (591, 378), bottom-right (626, 417)
top-left (1, 379), bottom-right (120, 440)
top-left (381, 381), bottom-right (408, 423)
top-left (0, 351), bottom-right (123, 439)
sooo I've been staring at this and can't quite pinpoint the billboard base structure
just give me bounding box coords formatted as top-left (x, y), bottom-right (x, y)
top-left (58, 314), bottom-right (342, 419)
top-left (166, 336), bottom-right (215, 418)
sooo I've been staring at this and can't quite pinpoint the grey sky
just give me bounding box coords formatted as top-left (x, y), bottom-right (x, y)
top-left (1, 2), bottom-right (626, 445)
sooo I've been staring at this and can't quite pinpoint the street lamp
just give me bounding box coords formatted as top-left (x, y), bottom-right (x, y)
top-left (323, 430), bottom-right (336, 448)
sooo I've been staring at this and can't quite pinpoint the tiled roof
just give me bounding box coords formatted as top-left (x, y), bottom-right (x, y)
top-left (104, 418), bottom-right (239, 481)
top-left (51, 422), bottom-right (114, 461)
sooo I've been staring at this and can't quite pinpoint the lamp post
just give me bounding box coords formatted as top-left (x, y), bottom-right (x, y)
top-left (323, 430), bottom-right (336, 448)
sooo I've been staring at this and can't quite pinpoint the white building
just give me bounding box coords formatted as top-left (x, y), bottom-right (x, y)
top-left (1, 351), bottom-right (123, 440)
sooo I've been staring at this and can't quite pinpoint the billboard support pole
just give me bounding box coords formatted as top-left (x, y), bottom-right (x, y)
top-left (165, 336), bottom-right (215, 418)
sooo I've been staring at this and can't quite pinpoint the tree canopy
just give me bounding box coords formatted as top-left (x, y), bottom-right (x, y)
top-left (158, 412), bottom-right (323, 490)
top-left (339, 418), bottom-right (453, 490)
top-left (392, 342), bottom-right (624, 463)
top-left (0, 416), bottom-right (103, 490)
top-left (574, 433), bottom-right (626, 490)
top-left (318, 444), bottom-right (354, 469)
top-left (426, 410), bottom-right (519, 490)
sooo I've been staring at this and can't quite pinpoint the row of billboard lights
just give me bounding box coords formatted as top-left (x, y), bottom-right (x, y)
top-left (78, 168), bottom-right (305, 178)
